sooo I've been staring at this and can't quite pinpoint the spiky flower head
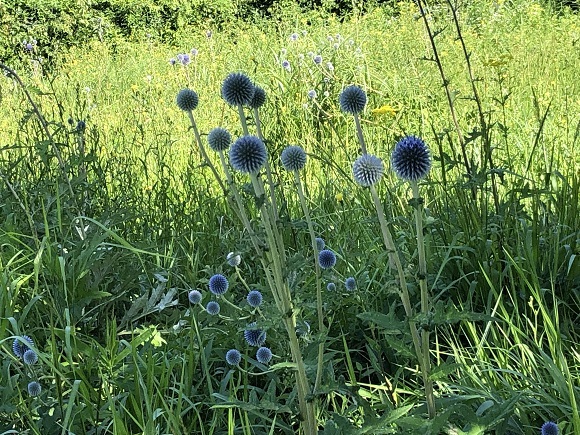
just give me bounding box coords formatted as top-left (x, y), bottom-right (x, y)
top-left (209, 274), bottom-right (229, 295)
top-left (229, 135), bottom-right (267, 173)
top-left (326, 282), bottom-right (336, 291)
top-left (244, 322), bottom-right (267, 347)
top-left (27, 381), bottom-right (41, 397)
top-left (206, 301), bottom-right (220, 315)
top-left (221, 72), bottom-right (255, 106)
top-left (12, 336), bottom-right (34, 358)
top-left (315, 237), bottom-right (325, 251)
top-left (391, 135), bottom-right (432, 181)
top-left (226, 252), bottom-right (241, 267)
top-left (345, 277), bottom-right (356, 291)
top-left (23, 350), bottom-right (38, 365)
top-left (176, 89), bottom-right (199, 112)
top-left (249, 86), bottom-right (266, 109)
top-left (256, 347), bottom-right (273, 364)
top-left (225, 349), bottom-right (242, 366)
top-left (318, 249), bottom-right (337, 269)
top-left (280, 145), bottom-right (307, 171)
top-left (353, 154), bottom-right (384, 186)
top-left (247, 290), bottom-right (263, 308)
top-left (541, 422), bottom-right (559, 435)
top-left (339, 85), bottom-right (367, 115)
top-left (188, 290), bottom-right (202, 304)
top-left (207, 127), bottom-right (232, 152)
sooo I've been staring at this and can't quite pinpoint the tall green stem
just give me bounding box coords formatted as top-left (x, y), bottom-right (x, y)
top-left (293, 170), bottom-right (325, 391)
top-left (411, 181), bottom-right (436, 418)
top-left (249, 173), bottom-right (317, 435)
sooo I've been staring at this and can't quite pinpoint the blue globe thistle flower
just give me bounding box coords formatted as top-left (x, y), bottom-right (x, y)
top-left (339, 85), bottom-right (367, 115)
top-left (256, 347), bottom-right (273, 364)
top-left (353, 154), bottom-right (384, 186)
top-left (345, 277), bottom-right (357, 291)
top-left (221, 72), bottom-right (255, 106)
top-left (391, 135), bottom-right (432, 182)
top-left (27, 381), bottom-right (42, 397)
top-left (315, 237), bottom-right (325, 251)
top-left (249, 86), bottom-right (266, 109)
top-left (207, 127), bottom-right (232, 152)
top-left (541, 422), bottom-right (559, 435)
top-left (23, 350), bottom-right (38, 365)
top-left (209, 274), bottom-right (228, 295)
top-left (244, 322), bottom-right (267, 347)
top-left (188, 290), bottom-right (202, 304)
top-left (326, 282), bottom-right (336, 291)
top-left (206, 301), bottom-right (220, 315)
top-left (176, 88), bottom-right (199, 112)
top-left (282, 60), bottom-right (291, 71)
top-left (280, 145), bottom-right (307, 171)
top-left (225, 349), bottom-right (242, 366)
top-left (318, 249), bottom-right (337, 269)
top-left (247, 290), bottom-right (263, 308)
top-left (180, 53), bottom-right (191, 66)
top-left (226, 252), bottom-right (241, 267)
top-left (229, 135), bottom-right (267, 173)
top-left (313, 54), bottom-right (322, 65)
top-left (12, 336), bottom-right (34, 358)
top-left (307, 89), bottom-right (317, 99)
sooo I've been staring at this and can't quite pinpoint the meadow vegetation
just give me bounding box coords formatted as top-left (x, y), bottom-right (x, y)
top-left (0, 0), bottom-right (579, 433)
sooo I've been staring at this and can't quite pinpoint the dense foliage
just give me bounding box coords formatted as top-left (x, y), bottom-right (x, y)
top-left (0, 0), bottom-right (579, 433)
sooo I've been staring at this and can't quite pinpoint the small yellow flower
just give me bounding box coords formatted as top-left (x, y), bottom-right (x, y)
top-left (335, 192), bottom-right (344, 202)
top-left (371, 104), bottom-right (397, 117)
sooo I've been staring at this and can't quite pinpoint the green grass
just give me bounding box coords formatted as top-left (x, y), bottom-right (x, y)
top-left (0, 0), bottom-right (579, 433)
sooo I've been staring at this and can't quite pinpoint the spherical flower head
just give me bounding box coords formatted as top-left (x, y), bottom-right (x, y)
top-left (209, 274), bottom-right (228, 295)
top-left (176, 89), bottom-right (199, 112)
top-left (326, 282), bottom-right (336, 291)
top-left (207, 127), bottom-right (232, 152)
top-left (206, 301), bottom-right (220, 315)
top-left (244, 322), bottom-right (267, 347)
top-left (256, 347), bottom-right (273, 364)
top-left (249, 85), bottom-right (266, 109)
top-left (318, 249), bottom-right (337, 269)
top-left (307, 89), bottom-right (317, 99)
top-left (23, 350), bottom-right (38, 365)
top-left (27, 381), bottom-right (41, 397)
top-left (247, 290), bottom-right (263, 308)
top-left (188, 289), bottom-right (202, 304)
top-left (221, 72), bottom-right (255, 106)
top-left (12, 335), bottom-right (34, 358)
top-left (339, 85), bottom-right (367, 115)
top-left (345, 277), bottom-right (356, 291)
top-left (180, 54), bottom-right (191, 66)
top-left (226, 252), bottom-right (241, 267)
top-left (391, 135), bottom-right (432, 181)
top-left (353, 154), bottom-right (384, 186)
top-left (541, 422), bottom-right (559, 435)
top-left (290, 32), bottom-right (299, 41)
top-left (229, 135), bottom-right (267, 173)
top-left (282, 60), bottom-right (291, 71)
top-left (225, 349), bottom-right (242, 366)
top-left (315, 237), bottom-right (325, 251)
top-left (280, 145), bottom-right (307, 171)
top-left (313, 54), bottom-right (322, 65)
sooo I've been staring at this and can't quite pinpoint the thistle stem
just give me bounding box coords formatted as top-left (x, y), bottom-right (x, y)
top-left (249, 172), bottom-right (317, 435)
top-left (369, 185), bottom-right (427, 411)
top-left (293, 170), bottom-right (325, 392)
top-left (411, 181), bottom-right (436, 418)
top-left (353, 113), bottom-right (367, 155)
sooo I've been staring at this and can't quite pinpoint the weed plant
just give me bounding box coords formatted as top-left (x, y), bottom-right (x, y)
top-left (0, 0), bottom-right (579, 433)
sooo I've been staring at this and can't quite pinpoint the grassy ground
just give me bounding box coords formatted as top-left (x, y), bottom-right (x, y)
top-left (0, 0), bottom-right (579, 433)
